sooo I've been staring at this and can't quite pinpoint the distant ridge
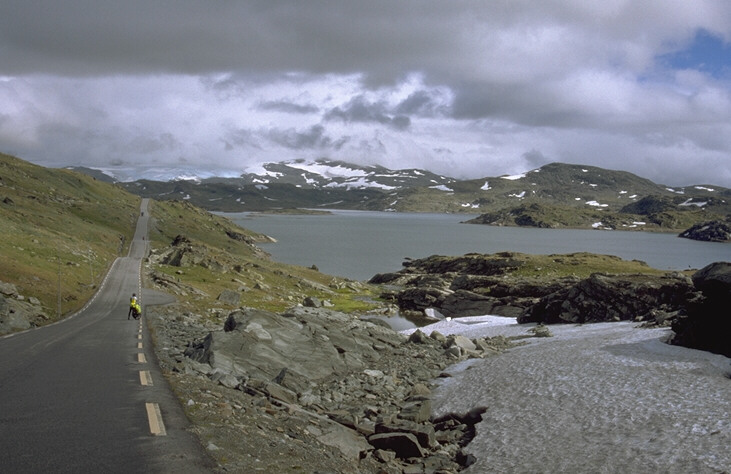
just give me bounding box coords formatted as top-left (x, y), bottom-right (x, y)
top-left (108, 159), bottom-right (728, 229)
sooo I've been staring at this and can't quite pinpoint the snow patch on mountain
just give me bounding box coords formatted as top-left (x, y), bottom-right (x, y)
top-left (501, 173), bottom-right (526, 181)
top-left (430, 185), bottom-right (454, 192)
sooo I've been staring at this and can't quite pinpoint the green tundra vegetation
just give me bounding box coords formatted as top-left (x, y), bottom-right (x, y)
top-left (0, 153), bottom-right (139, 319)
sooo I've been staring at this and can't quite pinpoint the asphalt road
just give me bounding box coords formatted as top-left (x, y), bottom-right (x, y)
top-left (0, 199), bottom-right (216, 473)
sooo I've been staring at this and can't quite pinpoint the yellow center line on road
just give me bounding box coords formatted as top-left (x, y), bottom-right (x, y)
top-left (139, 370), bottom-right (153, 386)
top-left (137, 353), bottom-right (146, 363)
top-left (145, 403), bottom-right (167, 436)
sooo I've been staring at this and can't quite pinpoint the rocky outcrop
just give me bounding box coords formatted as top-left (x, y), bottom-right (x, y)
top-left (679, 220), bottom-right (731, 243)
top-left (153, 234), bottom-right (270, 272)
top-left (372, 253), bottom-right (580, 318)
top-left (670, 262), bottom-right (731, 357)
top-left (0, 280), bottom-right (48, 334)
top-left (178, 306), bottom-right (512, 472)
top-left (519, 273), bottom-right (694, 324)
top-left (371, 253), bottom-right (706, 328)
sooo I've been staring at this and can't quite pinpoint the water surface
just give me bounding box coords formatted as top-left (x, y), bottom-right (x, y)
top-left (224, 210), bottom-right (730, 281)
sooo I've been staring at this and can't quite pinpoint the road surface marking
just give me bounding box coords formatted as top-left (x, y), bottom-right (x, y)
top-left (137, 334), bottom-right (142, 340)
top-left (139, 370), bottom-right (153, 386)
top-left (145, 403), bottom-right (167, 436)
top-left (137, 353), bottom-right (146, 363)
top-left (137, 342), bottom-right (143, 349)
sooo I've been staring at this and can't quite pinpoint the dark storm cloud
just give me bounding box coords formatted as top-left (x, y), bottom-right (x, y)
top-left (0, 1), bottom-right (458, 81)
top-left (265, 124), bottom-right (349, 150)
top-left (0, 1), bottom-right (729, 186)
top-left (324, 96), bottom-right (411, 130)
top-left (258, 100), bottom-right (320, 115)
top-left (395, 90), bottom-right (449, 117)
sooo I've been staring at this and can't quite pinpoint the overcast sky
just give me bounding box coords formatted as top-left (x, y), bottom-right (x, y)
top-left (1, 1), bottom-right (730, 186)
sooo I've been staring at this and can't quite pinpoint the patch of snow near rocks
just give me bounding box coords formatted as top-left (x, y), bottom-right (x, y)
top-left (402, 316), bottom-right (731, 473)
top-left (501, 173), bottom-right (526, 180)
top-left (430, 185), bottom-right (454, 192)
top-left (325, 177), bottom-right (397, 190)
top-left (480, 181), bottom-right (491, 190)
top-left (586, 200), bottom-right (609, 207)
top-left (679, 198), bottom-right (707, 207)
top-left (289, 161), bottom-right (368, 179)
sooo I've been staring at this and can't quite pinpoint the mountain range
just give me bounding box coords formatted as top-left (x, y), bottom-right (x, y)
top-left (86, 158), bottom-right (728, 233)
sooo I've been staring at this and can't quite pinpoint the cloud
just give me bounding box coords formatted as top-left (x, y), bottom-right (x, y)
top-left (0, 1), bottom-right (729, 186)
top-left (257, 100), bottom-right (319, 115)
top-left (324, 96), bottom-right (411, 130)
top-left (265, 124), bottom-right (346, 150)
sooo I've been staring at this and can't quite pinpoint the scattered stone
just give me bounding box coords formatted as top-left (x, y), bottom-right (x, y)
top-left (216, 289), bottom-right (240, 306)
top-left (0, 280), bottom-right (48, 334)
top-left (303, 296), bottom-right (322, 307)
top-left (368, 432), bottom-right (425, 459)
top-left (144, 301), bottom-right (512, 472)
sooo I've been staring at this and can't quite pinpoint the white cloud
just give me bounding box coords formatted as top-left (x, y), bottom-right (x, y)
top-left (0, 1), bottom-right (729, 186)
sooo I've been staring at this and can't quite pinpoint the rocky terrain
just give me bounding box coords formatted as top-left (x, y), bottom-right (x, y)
top-left (371, 253), bottom-right (730, 357)
top-left (0, 280), bottom-right (49, 333)
top-left (145, 301), bottom-right (521, 473)
top-left (678, 219), bottom-right (731, 242)
top-left (370, 252), bottom-right (686, 321)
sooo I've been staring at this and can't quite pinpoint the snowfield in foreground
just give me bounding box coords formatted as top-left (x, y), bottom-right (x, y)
top-left (403, 317), bottom-right (731, 473)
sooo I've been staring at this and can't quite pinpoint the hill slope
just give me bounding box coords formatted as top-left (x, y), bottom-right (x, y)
top-left (0, 153), bottom-right (141, 323)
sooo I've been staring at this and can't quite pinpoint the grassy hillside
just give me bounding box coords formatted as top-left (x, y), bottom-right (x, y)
top-left (0, 153), bottom-right (140, 319)
top-left (143, 199), bottom-right (381, 318)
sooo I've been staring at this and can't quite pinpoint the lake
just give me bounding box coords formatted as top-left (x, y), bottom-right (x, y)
top-left (222, 210), bottom-right (730, 281)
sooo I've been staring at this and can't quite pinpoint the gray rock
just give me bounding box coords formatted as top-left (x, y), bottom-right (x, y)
top-left (217, 289), bottom-right (240, 306)
top-left (317, 424), bottom-right (372, 460)
top-left (398, 396), bottom-right (432, 423)
top-left (368, 432), bottom-right (426, 459)
top-left (185, 306), bottom-right (405, 393)
top-left (303, 296), bottom-right (322, 307)
top-left (0, 281), bottom-right (19, 297)
top-left (445, 334), bottom-right (476, 352)
top-left (376, 419), bottom-right (437, 449)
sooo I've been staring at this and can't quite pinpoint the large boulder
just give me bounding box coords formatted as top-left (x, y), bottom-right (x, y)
top-left (670, 262), bottom-right (731, 357)
top-left (0, 281), bottom-right (48, 334)
top-left (519, 273), bottom-right (694, 324)
top-left (185, 307), bottom-right (406, 393)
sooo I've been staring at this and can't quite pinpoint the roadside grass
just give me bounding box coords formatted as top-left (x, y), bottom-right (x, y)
top-left (0, 153), bottom-right (139, 319)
